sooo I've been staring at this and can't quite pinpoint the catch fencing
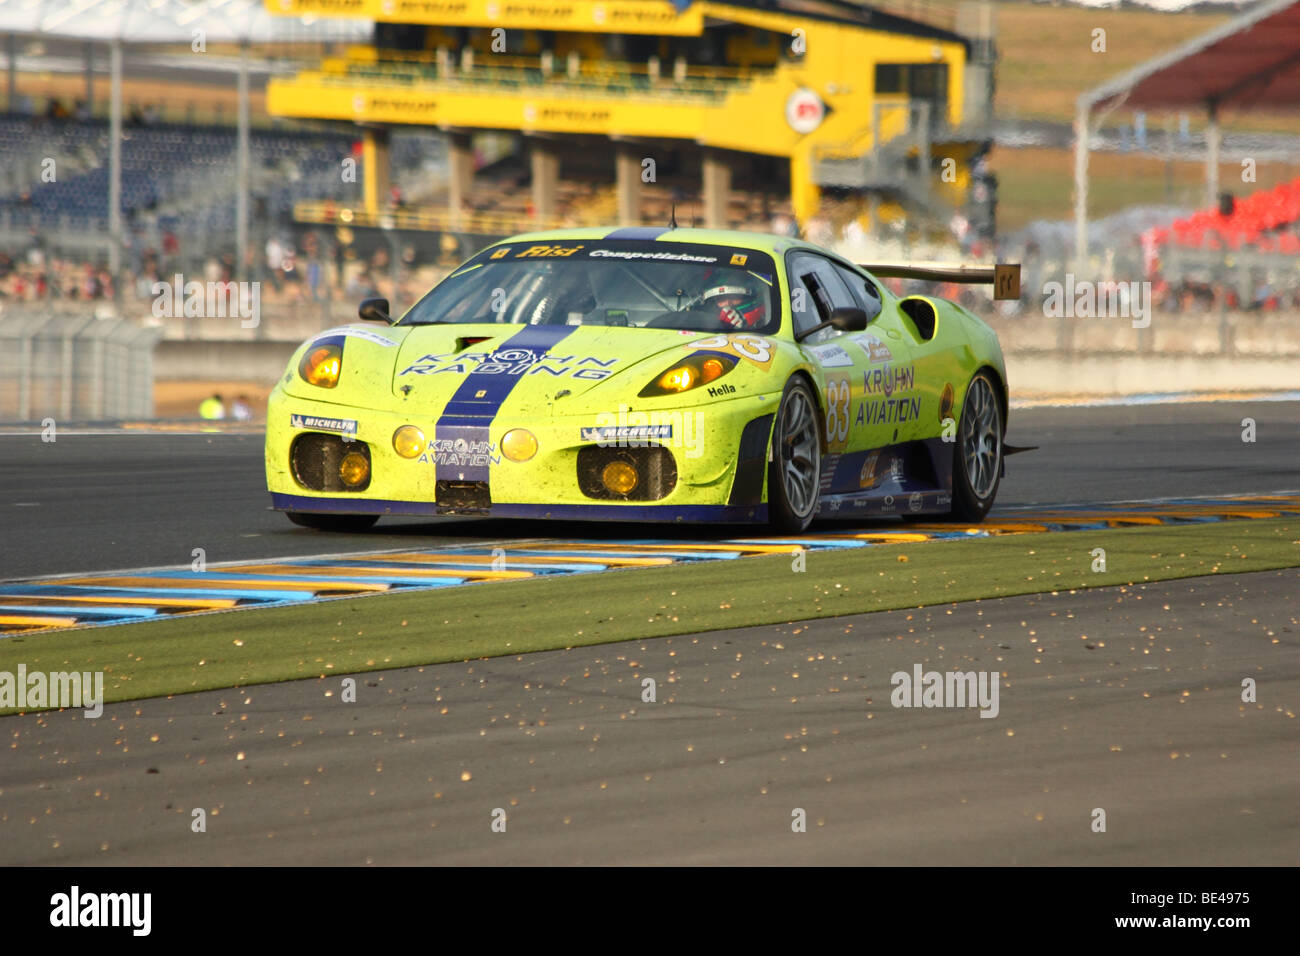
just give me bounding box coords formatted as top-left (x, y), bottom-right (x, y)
top-left (0, 312), bottom-right (161, 421)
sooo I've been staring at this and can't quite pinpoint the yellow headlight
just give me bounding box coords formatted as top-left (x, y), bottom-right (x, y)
top-left (339, 452), bottom-right (370, 487)
top-left (700, 357), bottom-right (726, 383)
top-left (393, 425), bottom-right (426, 459)
top-left (299, 344), bottom-right (342, 388)
top-left (601, 460), bottom-right (638, 496)
top-left (658, 366), bottom-right (697, 393)
top-left (501, 428), bottom-right (538, 462)
top-left (640, 353), bottom-right (737, 398)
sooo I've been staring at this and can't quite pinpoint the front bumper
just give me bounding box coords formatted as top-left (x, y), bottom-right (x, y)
top-left (268, 492), bottom-right (766, 524)
top-left (265, 385), bottom-right (779, 522)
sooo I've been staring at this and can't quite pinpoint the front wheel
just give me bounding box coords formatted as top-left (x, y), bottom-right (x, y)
top-left (948, 369), bottom-right (1004, 523)
top-left (285, 512), bottom-right (380, 532)
top-left (767, 377), bottom-right (822, 532)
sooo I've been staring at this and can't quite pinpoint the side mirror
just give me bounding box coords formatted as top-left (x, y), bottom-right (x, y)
top-left (795, 306), bottom-right (869, 341)
top-left (358, 297), bottom-right (392, 324)
top-left (828, 307), bottom-right (869, 332)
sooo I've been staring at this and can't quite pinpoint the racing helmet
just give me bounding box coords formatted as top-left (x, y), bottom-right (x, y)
top-left (702, 278), bottom-right (766, 329)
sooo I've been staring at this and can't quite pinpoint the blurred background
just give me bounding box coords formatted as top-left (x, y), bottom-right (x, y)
top-left (1, 0), bottom-right (1297, 420)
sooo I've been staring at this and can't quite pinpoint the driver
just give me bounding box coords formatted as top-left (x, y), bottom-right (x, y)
top-left (701, 276), bottom-right (766, 329)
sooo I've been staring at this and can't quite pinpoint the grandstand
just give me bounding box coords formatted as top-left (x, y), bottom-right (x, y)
top-left (267, 0), bottom-right (999, 243)
top-left (0, 113), bottom-right (455, 321)
top-left (1, 0), bottom-right (1007, 324)
top-left (1142, 176), bottom-right (1300, 309)
top-left (0, 118), bottom-right (357, 242)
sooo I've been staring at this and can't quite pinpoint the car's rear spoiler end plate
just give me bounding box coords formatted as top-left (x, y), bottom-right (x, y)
top-left (859, 262), bottom-right (1022, 301)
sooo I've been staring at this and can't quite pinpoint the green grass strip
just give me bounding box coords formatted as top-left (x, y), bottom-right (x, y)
top-left (2, 518), bottom-right (1298, 712)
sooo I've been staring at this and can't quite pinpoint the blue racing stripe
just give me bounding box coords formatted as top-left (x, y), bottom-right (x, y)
top-left (434, 324), bottom-right (578, 482)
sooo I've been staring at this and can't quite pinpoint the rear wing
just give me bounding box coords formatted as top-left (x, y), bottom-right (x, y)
top-left (858, 262), bottom-right (1021, 301)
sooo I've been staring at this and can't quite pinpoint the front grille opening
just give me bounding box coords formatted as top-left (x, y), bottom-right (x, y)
top-left (577, 444), bottom-right (678, 501)
top-left (290, 434), bottom-right (371, 492)
top-left (435, 480), bottom-right (491, 514)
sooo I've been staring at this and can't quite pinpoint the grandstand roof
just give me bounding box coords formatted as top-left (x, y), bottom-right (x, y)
top-left (1082, 0), bottom-right (1300, 111)
top-left (0, 0), bottom-right (371, 44)
top-left (725, 0), bottom-right (969, 46)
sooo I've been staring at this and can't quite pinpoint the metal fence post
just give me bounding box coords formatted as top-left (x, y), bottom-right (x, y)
top-left (19, 328), bottom-right (32, 421)
top-left (60, 330), bottom-right (75, 421)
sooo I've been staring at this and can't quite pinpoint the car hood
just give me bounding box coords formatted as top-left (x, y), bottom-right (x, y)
top-left (282, 322), bottom-right (735, 415)
top-left (386, 323), bottom-right (717, 414)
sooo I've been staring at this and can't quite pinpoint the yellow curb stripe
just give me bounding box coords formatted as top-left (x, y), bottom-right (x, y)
top-left (0, 594), bottom-right (239, 610)
top-left (59, 576), bottom-right (390, 593)
top-left (0, 614), bottom-right (80, 628)
top-left (526, 542), bottom-right (804, 555)
top-left (376, 552), bottom-right (674, 567)
top-left (223, 563), bottom-right (535, 581)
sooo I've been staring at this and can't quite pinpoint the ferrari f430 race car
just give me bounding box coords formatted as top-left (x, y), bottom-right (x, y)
top-left (266, 227), bottom-right (1017, 532)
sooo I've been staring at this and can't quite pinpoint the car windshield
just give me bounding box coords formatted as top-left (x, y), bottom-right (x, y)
top-left (398, 239), bottom-right (780, 334)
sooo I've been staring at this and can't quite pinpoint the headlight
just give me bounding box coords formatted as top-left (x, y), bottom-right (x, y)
top-left (638, 353), bottom-right (737, 397)
top-left (299, 343), bottom-right (342, 388)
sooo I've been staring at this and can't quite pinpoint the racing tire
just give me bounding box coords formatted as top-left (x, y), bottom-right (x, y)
top-left (767, 377), bottom-right (822, 533)
top-left (285, 512), bottom-right (380, 532)
top-left (945, 369), bottom-right (1004, 523)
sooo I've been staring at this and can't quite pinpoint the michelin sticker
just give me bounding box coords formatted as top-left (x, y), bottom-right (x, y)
top-left (291, 414), bottom-right (357, 435)
top-left (581, 424), bottom-right (673, 444)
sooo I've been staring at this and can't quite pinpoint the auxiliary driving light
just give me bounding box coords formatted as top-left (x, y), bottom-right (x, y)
top-left (393, 425), bottom-right (426, 459)
top-left (501, 428), bottom-right (538, 462)
top-left (601, 460), bottom-right (639, 496)
top-left (339, 451), bottom-right (370, 487)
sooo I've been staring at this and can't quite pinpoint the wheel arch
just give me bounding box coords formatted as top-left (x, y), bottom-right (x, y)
top-left (786, 368), bottom-right (829, 452)
top-left (970, 363), bottom-right (1008, 436)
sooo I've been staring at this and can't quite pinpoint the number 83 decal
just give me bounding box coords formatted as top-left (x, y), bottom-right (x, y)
top-left (825, 377), bottom-right (851, 447)
top-left (691, 334), bottom-right (774, 370)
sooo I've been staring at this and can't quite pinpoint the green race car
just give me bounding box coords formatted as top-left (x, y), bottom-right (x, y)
top-left (266, 227), bottom-right (1014, 532)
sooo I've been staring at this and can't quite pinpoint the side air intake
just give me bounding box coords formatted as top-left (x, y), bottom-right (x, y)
top-left (898, 297), bottom-right (938, 341)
